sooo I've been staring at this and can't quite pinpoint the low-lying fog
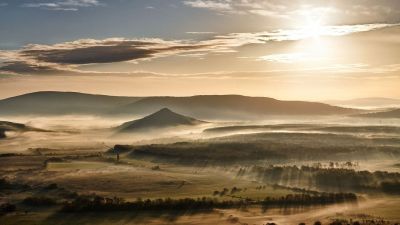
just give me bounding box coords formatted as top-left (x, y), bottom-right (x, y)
top-left (1, 113), bottom-right (399, 225)
top-left (1, 114), bottom-right (399, 152)
top-left (0, 114), bottom-right (212, 153)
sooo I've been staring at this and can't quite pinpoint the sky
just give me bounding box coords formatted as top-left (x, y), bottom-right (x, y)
top-left (0, 0), bottom-right (400, 100)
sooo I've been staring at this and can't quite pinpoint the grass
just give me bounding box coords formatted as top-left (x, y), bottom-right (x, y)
top-left (46, 161), bottom-right (112, 171)
top-left (0, 155), bottom-right (46, 171)
top-left (44, 158), bottom-right (294, 200)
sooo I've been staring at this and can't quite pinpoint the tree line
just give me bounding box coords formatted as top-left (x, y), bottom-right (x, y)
top-left (244, 165), bottom-right (400, 193)
top-left (60, 192), bottom-right (357, 213)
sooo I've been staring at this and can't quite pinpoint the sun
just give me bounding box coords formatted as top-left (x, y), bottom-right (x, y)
top-left (302, 20), bottom-right (325, 38)
top-left (296, 7), bottom-right (329, 39)
top-left (272, 8), bottom-right (335, 65)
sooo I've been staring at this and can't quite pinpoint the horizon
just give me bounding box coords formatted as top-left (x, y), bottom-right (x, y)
top-left (1, 0), bottom-right (400, 100)
top-left (1, 90), bottom-right (400, 103)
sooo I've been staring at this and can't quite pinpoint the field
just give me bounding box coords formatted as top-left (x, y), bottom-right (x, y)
top-left (1, 116), bottom-right (400, 225)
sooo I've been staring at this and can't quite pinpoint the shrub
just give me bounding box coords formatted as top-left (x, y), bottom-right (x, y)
top-left (23, 197), bottom-right (57, 206)
top-left (0, 203), bottom-right (16, 215)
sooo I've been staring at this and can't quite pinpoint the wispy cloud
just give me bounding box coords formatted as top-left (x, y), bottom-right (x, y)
top-left (182, 0), bottom-right (400, 24)
top-left (0, 23), bottom-right (397, 75)
top-left (0, 2), bottom-right (8, 7)
top-left (183, 0), bottom-right (232, 11)
top-left (22, 0), bottom-right (103, 11)
top-left (211, 23), bottom-right (397, 45)
top-left (182, 0), bottom-right (296, 18)
top-left (258, 53), bottom-right (308, 63)
top-left (186, 31), bottom-right (216, 34)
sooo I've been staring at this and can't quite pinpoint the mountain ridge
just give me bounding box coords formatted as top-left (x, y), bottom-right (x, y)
top-left (0, 91), bottom-right (362, 119)
top-left (113, 95), bottom-right (360, 119)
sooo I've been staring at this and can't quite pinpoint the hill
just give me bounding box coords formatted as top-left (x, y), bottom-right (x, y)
top-left (0, 121), bottom-right (46, 139)
top-left (355, 108), bottom-right (400, 118)
top-left (116, 108), bottom-right (205, 133)
top-left (0, 92), bottom-right (361, 119)
top-left (112, 95), bottom-right (360, 119)
top-left (0, 91), bottom-right (141, 116)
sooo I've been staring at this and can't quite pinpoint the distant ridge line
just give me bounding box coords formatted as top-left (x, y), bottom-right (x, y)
top-left (0, 91), bottom-right (363, 119)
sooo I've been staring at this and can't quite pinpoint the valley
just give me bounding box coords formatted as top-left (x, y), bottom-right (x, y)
top-left (0, 92), bottom-right (399, 225)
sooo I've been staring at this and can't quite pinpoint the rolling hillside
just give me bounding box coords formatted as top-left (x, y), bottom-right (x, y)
top-left (112, 95), bottom-right (360, 119)
top-left (0, 92), bottom-right (361, 119)
top-left (0, 91), bottom-right (141, 116)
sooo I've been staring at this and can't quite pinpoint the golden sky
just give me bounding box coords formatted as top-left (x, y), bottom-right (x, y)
top-left (0, 0), bottom-right (399, 100)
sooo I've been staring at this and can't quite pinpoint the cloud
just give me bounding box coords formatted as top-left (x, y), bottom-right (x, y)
top-left (186, 31), bottom-right (217, 34)
top-left (212, 23), bottom-right (398, 44)
top-left (0, 61), bottom-right (74, 75)
top-left (183, 0), bottom-right (232, 11)
top-left (0, 38), bottom-right (216, 74)
top-left (247, 9), bottom-right (288, 18)
top-left (0, 2), bottom-right (8, 7)
top-left (24, 44), bottom-right (156, 64)
top-left (258, 53), bottom-right (308, 63)
top-left (185, 64), bottom-right (400, 79)
top-left (180, 0), bottom-right (317, 16)
top-left (182, 0), bottom-right (400, 24)
top-left (22, 0), bottom-right (102, 11)
top-left (18, 38), bottom-right (212, 64)
top-left (0, 23), bottom-right (397, 75)
top-left (328, 63), bottom-right (400, 75)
